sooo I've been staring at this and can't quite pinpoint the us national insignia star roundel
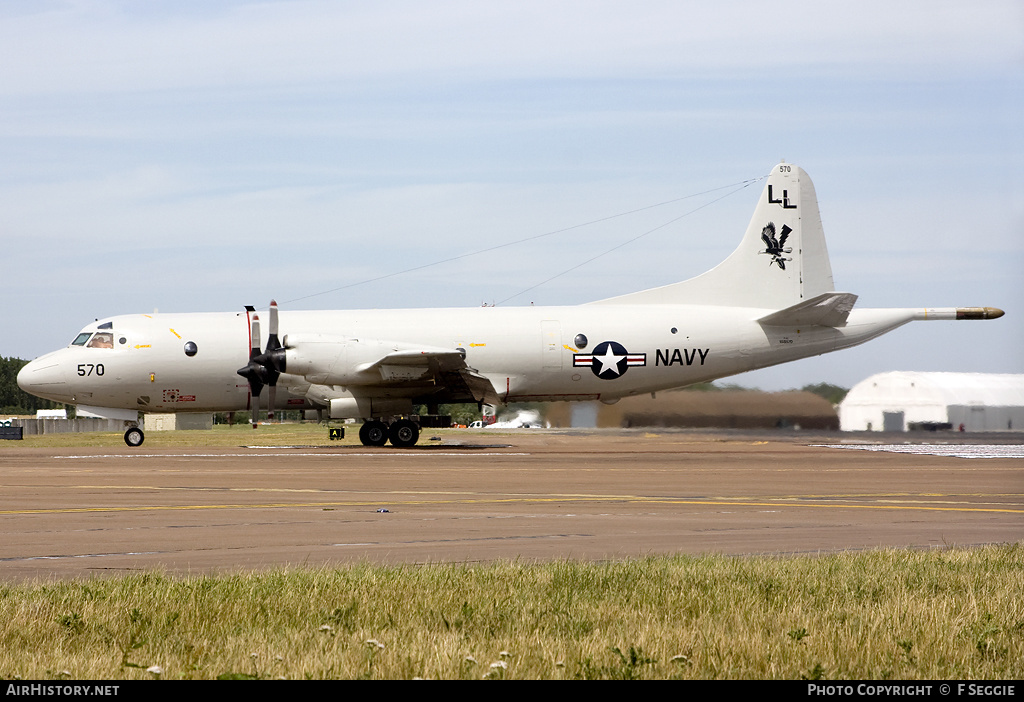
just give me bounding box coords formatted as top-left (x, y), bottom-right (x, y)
top-left (573, 341), bottom-right (647, 380)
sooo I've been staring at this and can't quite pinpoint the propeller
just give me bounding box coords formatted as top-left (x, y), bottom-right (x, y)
top-left (236, 300), bottom-right (288, 428)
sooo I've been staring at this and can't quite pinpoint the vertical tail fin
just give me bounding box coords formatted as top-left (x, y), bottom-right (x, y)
top-left (591, 163), bottom-right (835, 308)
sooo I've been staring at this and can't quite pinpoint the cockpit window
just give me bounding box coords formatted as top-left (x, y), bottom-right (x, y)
top-left (71, 333), bottom-right (92, 346)
top-left (86, 332), bottom-right (114, 349)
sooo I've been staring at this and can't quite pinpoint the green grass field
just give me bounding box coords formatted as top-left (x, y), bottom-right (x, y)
top-left (1, 548), bottom-right (1021, 680)
top-left (4, 422), bottom-right (402, 449)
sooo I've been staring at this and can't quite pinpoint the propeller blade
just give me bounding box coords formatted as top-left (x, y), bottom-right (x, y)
top-left (267, 300), bottom-right (280, 351)
top-left (237, 302), bottom-right (287, 426)
top-left (236, 310), bottom-right (265, 428)
top-left (250, 314), bottom-right (261, 359)
top-left (251, 384), bottom-right (260, 429)
top-left (266, 301), bottom-right (279, 421)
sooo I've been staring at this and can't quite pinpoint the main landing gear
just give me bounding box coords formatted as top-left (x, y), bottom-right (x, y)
top-left (358, 418), bottom-right (420, 448)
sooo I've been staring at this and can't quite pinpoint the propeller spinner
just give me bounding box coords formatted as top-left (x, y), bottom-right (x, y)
top-left (236, 300), bottom-right (288, 428)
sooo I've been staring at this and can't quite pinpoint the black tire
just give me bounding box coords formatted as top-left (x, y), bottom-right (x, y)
top-left (388, 419), bottom-right (419, 448)
top-left (359, 420), bottom-right (389, 447)
top-left (124, 427), bottom-right (145, 447)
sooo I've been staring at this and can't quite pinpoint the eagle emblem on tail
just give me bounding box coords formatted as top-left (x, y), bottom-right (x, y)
top-left (760, 222), bottom-right (793, 270)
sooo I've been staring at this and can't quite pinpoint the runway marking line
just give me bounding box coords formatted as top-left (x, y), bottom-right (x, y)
top-left (52, 452), bottom-right (530, 459)
top-left (816, 444), bottom-right (1024, 459)
top-left (2, 494), bottom-right (1021, 516)
top-left (6, 484), bottom-right (1022, 505)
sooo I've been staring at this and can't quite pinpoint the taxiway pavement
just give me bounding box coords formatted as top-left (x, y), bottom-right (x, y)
top-left (1, 430), bottom-right (1021, 580)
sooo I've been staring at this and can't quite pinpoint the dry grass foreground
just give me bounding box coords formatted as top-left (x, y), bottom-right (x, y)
top-left (1, 546), bottom-right (1021, 680)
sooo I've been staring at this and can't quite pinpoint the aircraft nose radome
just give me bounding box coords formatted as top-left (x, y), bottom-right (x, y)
top-left (17, 357), bottom-right (68, 398)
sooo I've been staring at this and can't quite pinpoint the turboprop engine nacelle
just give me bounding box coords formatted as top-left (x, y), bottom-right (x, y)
top-left (282, 334), bottom-right (439, 386)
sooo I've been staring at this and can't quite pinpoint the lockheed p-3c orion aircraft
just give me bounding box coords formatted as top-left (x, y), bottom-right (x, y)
top-left (18, 163), bottom-right (1003, 447)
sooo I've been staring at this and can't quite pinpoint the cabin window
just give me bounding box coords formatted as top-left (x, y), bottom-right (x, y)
top-left (86, 332), bottom-right (114, 349)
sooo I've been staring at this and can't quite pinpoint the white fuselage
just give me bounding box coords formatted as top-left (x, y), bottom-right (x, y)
top-left (18, 303), bottom-right (918, 416)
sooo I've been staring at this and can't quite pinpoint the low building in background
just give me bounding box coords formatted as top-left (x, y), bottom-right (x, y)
top-left (838, 372), bottom-right (1024, 432)
top-left (144, 413), bottom-right (214, 431)
top-left (35, 409), bottom-right (67, 419)
top-left (547, 390), bottom-right (839, 431)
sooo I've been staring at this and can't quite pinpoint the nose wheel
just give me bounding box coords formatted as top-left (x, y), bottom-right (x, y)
top-left (124, 426), bottom-right (145, 447)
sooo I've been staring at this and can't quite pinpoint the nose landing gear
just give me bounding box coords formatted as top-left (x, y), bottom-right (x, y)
top-left (124, 426), bottom-right (145, 447)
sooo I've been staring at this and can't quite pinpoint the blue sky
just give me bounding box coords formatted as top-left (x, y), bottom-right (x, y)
top-left (2, 0), bottom-right (1021, 390)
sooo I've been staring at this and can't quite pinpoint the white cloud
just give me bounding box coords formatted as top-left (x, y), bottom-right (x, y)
top-left (1, 1), bottom-right (1020, 97)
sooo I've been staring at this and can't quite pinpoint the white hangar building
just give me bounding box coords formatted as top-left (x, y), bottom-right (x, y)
top-left (838, 372), bottom-right (1024, 432)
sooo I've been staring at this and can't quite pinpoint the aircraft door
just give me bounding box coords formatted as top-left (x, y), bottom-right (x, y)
top-left (541, 320), bottom-right (562, 371)
top-left (882, 411), bottom-right (905, 432)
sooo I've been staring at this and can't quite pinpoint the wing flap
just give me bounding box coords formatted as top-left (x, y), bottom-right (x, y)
top-left (450, 367), bottom-right (502, 406)
top-left (355, 347), bottom-right (499, 403)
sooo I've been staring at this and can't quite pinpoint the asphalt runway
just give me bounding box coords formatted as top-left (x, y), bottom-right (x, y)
top-left (1, 430), bottom-right (1022, 581)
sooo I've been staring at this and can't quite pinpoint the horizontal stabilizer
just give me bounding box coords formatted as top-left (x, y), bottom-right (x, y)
top-left (757, 292), bottom-right (858, 327)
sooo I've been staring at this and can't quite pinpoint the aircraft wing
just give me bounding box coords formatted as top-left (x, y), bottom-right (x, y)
top-left (355, 348), bottom-right (466, 378)
top-left (757, 292), bottom-right (859, 327)
top-left (354, 347), bottom-right (500, 405)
